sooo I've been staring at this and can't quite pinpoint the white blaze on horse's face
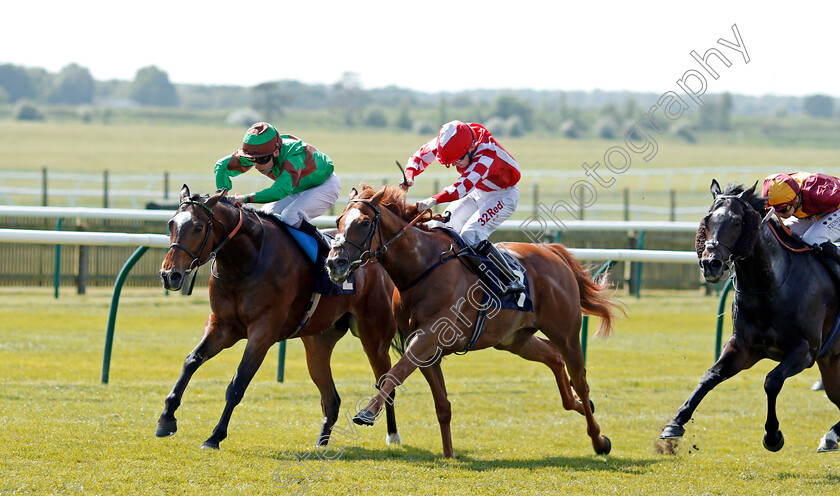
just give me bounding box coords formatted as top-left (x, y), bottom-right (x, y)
top-left (343, 207), bottom-right (362, 232)
top-left (172, 211), bottom-right (193, 236)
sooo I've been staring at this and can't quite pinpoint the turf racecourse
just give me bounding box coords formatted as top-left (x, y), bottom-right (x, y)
top-left (0, 287), bottom-right (837, 495)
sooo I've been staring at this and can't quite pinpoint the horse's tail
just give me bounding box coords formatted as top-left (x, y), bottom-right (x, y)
top-left (390, 326), bottom-right (407, 357)
top-left (547, 243), bottom-right (622, 338)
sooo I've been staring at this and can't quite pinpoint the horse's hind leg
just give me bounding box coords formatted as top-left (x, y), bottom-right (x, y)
top-left (494, 332), bottom-right (586, 415)
top-left (156, 315), bottom-right (239, 438)
top-left (301, 323), bottom-right (348, 447)
top-left (815, 356), bottom-right (840, 451)
top-left (544, 327), bottom-right (610, 454)
top-left (762, 340), bottom-right (812, 451)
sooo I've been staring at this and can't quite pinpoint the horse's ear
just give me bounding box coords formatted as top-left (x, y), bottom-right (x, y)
top-left (349, 187), bottom-right (359, 200)
top-left (710, 179), bottom-right (722, 198)
top-left (180, 184), bottom-right (190, 202)
top-left (370, 186), bottom-right (387, 205)
top-left (206, 189), bottom-right (225, 209)
top-left (739, 181), bottom-right (758, 200)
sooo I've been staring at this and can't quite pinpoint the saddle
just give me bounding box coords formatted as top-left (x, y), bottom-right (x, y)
top-left (435, 227), bottom-right (533, 311)
top-left (268, 215), bottom-right (355, 296)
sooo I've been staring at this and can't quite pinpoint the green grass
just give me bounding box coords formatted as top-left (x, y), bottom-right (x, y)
top-left (3, 120), bottom-right (840, 176)
top-left (0, 287), bottom-right (837, 495)
top-left (2, 120), bottom-right (840, 221)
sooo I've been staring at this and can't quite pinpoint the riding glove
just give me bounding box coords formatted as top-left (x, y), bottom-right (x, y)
top-left (415, 197), bottom-right (437, 212)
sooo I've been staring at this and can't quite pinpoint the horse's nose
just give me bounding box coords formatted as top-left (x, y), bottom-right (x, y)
top-left (325, 254), bottom-right (349, 282)
top-left (160, 269), bottom-right (183, 290)
top-left (699, 258), bottom-right (724, 282)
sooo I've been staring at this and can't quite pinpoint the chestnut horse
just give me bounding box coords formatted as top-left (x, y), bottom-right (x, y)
top-left (661, 180), bottom-right (840, 452)
top-left (157, 185), bottom-right (400, 450)
top-left (325, 184), bottom-right (620, 457)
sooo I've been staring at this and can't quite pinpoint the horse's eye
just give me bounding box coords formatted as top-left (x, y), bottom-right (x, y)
top-left (360, 219), bottom-right (371, 227)
top-left (195, 224), bottom-right (203, 233)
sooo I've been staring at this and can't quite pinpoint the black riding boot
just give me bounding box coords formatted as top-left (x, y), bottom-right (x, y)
top-left (817, 241), bottom-right (840, 265)
top-left (474, 239), bottom-right (525, 296)
top-left (297, 219), bottom-right (330, 257)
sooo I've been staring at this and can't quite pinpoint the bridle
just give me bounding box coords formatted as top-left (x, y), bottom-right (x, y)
top-left (168, 199), bottom-right (245, 276)
top-left (703, 194), bottom-right (754, 269)
top-left (331, 199), bottom-right (428, 272)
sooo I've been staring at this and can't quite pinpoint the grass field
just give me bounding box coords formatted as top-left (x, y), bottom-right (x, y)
top-left (2, 120), bottom-right (839, 220)
top-left (1, 287), bottom-right (837, 495)
top-left (2, 120), bottom-right (840, 176)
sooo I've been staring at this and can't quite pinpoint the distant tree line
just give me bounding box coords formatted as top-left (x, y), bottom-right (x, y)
top-left (0, 63), bottom-right (837, 140)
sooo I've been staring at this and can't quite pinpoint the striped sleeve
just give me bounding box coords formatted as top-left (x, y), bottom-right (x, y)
top-left (432, 153), bottom-right (493, 203)
top-left (404, 137), bottom-right (437, 181)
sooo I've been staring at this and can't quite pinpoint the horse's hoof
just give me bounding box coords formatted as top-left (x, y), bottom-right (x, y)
top-left (763, 431), bottom-right (784, 452)
top-left (386, 432), bottom-right (402, 446)
top-left (595, 436), bottom-right (611, 455)
top-left (812, 379), bottom-right (825, 391)
top-left (201, 441), bottom-right (220, 450)
top-left (818, 437), bottom-right (839, 452)
top-left (352, 410), bottom-right (376, 426)
top-left (155, 419), bottom-right (177, 437)
top-left (660, 423), bottom-right (685, 439)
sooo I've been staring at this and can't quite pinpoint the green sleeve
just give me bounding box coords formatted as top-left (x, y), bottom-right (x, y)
top-left (214, 155), bottom-right (242, 191)
top-left (252, 172), bottom-right (293, 203)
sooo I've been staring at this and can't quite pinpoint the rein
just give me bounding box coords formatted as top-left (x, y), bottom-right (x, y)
top-left (766, 221), bottom-right (812, 253)
top-left (336, 199), bottom-right (430, 270)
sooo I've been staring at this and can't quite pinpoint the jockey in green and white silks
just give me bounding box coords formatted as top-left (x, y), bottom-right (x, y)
top-left (215, 122), bottom-right (340, 229)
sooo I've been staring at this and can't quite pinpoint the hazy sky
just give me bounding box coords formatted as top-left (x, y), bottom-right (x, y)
top-left (4, 1), bottom-right (837, 97)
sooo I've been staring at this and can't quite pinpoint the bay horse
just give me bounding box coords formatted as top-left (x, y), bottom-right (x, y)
top-left (660, 180), bottom-right (840, 452)
top-left (157, 185), bottom-right (401, 450)
top-left (325, 184), bottom-right (620, 457)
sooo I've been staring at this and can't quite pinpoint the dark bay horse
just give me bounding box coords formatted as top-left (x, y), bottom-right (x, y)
top-left (157, 185), bottom-right (400, 450)
top-left (661, 180), bottom-right (840, 452)
top-left (325, 184), bottom-right (621, 457)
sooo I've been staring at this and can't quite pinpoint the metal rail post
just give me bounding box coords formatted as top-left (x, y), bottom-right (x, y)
top-left (715, 275), bottom-right (735, 360)
top-left (101, 246), bottom-right (149, 384)
top-left (53, 218), bottom-right (63, 299)
top-left (581, 260), bottom-right (617, 364)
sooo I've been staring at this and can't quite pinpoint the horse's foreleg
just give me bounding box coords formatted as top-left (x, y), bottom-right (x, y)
top-left (156, 315), bottom-right (238, 437)
top-left (762, 340), bottom-right (812, 452)
top-left (661, 337), bottom-right (757, 439)
top-left (817, 357), bottom-right (840, 452)
top-left (351, 310), bottom-right (401, 446)
top-left (495, 334), bottom-right (585, 415)
top-left (417, 361), bottom-right (453, 458)
top-left (301, 326), bottom-right (347, 447)
top-left (352, 331), bottom-right (439, 433)
top-left (202, 334), bottom-right (274, 450)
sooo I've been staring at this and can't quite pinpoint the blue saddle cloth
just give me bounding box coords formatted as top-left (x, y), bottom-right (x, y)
top-left (270, 215), bottom-right (355, 296)
top-left (435, 227), bottom-right (533, 311)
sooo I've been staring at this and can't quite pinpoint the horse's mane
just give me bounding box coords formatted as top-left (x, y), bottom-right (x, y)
top-left (356, 184), bottom-right (447, 230)
top-left (188, 191), bottom-right (267, 218)
top-left (716, 182), bottom-right (767, 213)
top-left (695, 182), bottom-right (765, 258)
